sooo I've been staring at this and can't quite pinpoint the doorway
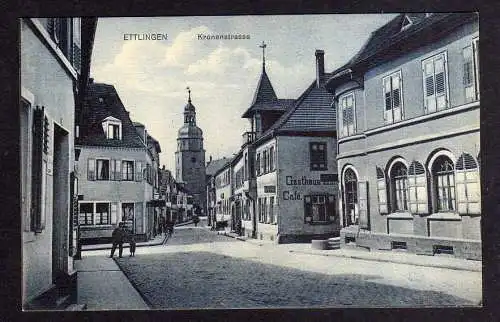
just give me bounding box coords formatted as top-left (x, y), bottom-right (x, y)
top-left (52, 123), bottom-right (69, 283)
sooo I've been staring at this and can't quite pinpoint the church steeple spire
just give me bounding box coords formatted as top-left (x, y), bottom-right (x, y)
top-left (259, 41), bottom-right (267, 71)
top-left (184, 86), bottom-right (196, 125)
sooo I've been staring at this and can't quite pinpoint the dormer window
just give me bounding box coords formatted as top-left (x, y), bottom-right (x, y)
top-left (102, 116), bottom-right (122, 140)
top-left (401, 15), bottom-right (412, 31)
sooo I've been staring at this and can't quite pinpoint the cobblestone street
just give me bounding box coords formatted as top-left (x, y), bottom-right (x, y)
top-left (109, 223), bottom-right (481, 309)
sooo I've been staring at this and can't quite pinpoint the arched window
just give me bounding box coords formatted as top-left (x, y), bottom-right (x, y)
top-left (390, 162), bottom-right (409, 211)
top-left (432, 155), bottom-right (456, 212)
top-left (343, 168), bottom-right (358, 226)
top-left (456, 153), bottom-right (480, 214)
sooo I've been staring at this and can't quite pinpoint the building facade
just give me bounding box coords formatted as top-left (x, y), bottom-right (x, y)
top-left (175, 89), bottom-right (206, 215)
top-left (250, 50), bottom-right (340, 243)
top-left (214, 161), bottom-right (233, 229)
top-left (206, 156), bottom-right (231, 227)
top-left (21, 17), bottom-right (97, 309)
top-left (76, 81), bottom-right (160, 243)
top-left (325, 13), bottom-right (480, 259)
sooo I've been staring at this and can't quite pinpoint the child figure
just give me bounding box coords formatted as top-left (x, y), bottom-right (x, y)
top-left (129, 232), bottom-right (136, 257)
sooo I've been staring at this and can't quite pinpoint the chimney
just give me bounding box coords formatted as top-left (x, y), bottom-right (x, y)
top-left (315, 50), bottom-right (325, 88)
top-left (89, 77), bottom-right (94, 84)
top-left (162, 165), bottom-right (165, 170)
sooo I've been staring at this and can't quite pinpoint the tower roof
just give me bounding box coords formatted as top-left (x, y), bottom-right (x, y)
top-left (250, 69), bottom-right (278, 106)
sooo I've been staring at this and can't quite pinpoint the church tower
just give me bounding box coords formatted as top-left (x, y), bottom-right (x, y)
top-left (175, 87), bottom-right (206, 215)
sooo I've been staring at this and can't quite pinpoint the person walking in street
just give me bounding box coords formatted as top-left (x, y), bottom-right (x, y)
top-left (193, 215), bottom-right (200, 227)
top-left (110, 222), bottom-right (125, 258)
top-left (128, 230), bottom-right (136, 257)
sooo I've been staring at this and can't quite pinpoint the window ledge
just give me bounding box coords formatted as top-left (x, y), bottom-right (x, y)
top-left (306, 221), bottom-right (334, 226)
top-left (387, 212), bottom-right (413, 219)
top-left (427, 212), bottom-right (462, 221)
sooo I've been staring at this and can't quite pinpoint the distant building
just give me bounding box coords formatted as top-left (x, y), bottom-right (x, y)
top-left (76, 81), bottom-right (160, 243)
top-left (244, 49), bottom-right (339, 242)
top-left (205, 156), bottom-right (231, 227)
top-left (325, 13), bottom-right (480, 259)
top-left (21, 17), bottom-right (97, 309)
top-left (175, 88), bottom-right (206, 215)
top-left (213, 160), bottom-right (233, 229)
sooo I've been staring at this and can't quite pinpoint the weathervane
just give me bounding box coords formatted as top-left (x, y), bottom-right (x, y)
top-left (259, 41), bottom-right (267, 70)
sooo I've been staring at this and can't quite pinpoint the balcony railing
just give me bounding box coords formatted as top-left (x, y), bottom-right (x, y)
top-left (242, 131), bottom-right (256, 147)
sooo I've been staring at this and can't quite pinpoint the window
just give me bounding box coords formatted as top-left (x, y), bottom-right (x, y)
top-left (343, 168), bottom-right (358, 226)
top-left (339, 93), bottom-right (355, 137)
top-left (256, 153), bottom-right (261, 176)
top-left (244, 153), bottom-right (248, 180)
top-left (304, 194), bottom-right (335, 224)
top-left (31, 106), bottom-right (48, 232)
top-left (432, 155), bottom-right (456, 212)
top-left (96, 159), bottom-right (110, 180)
top-left (79, 203), bottom-right (93, 225)
top-left (455, 153), bottom-right (480, 214)
top-left (102, 116), bottom-right (122, 140)
top-left (383, 71), bottom-right (403, 123)
top-left (255, 114), bottom-right (262, 134)
top-left (122, 160), bottom-right (134, 181)
top-left (269, 146), bottom-right (275, 171)
top-left (463, 39), bottom-right (480, 102)
top-left (95, 203), bottom-right (110, 225)
top-left (422, 52), bottom-right (448, 113)
top-left (258, 198), bottom-right (262, 222)
top-left (390, 162), bottom-right (409, 211)
top-left (262, 197), bottom-right (267, 223)
top-left (263, 150), bottom-right (268, 173)
top-left (310, 142), bottom-right (327, 171)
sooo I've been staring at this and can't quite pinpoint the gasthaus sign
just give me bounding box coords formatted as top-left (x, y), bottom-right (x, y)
top-left (282, 174), bottom-right (338, 200)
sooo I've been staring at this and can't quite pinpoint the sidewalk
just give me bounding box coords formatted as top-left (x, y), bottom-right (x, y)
top-left (82, 221), bottom-right (194, 251)
top-left (75, 254), bottom-right (149, 310)
top-left (217, 230), bottom-right (482, 272)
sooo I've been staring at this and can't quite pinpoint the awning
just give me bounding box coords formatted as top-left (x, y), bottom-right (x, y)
top-left (147, 199), bottom-right (166, 207)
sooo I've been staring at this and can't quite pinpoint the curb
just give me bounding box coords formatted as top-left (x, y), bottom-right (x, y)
top-left (289, 249), bottom-right (482, 272)
top-left (217, 230), bottom-right (481, 272)
top-left (112, 258), bottom-right (153, 309)
top-left (82, 222), bottom-right (193, 251)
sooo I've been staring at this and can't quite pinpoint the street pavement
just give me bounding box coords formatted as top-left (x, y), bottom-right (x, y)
top-left (80, 221), bottom-right (482, 309)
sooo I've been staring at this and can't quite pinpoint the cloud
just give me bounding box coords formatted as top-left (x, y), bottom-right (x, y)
top-left (164, 26), bottom-right (212, 67)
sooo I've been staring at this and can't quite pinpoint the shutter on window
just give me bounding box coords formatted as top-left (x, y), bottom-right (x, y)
top-left (384, 78), bottom-right (392, 123)
top-left (357, 181), bottom-right (369, 229)
top-left (456, 154), bottom-right (480, 214)
top-left (110, 159), bottom-right (116, 180)
top-left (116, 160), bottom-right (121, 181)
top-left (393, 74), bottom-right (402, 122)
top-left (423, 60), bottom-right (435, 113)
top-left (135, 161), bottom-right (142, 182)
top-left (110, 203), bottom-right (118, 224)
top-left (473, 39), bottom-right (480, 99)
top-left (88, 158), bottom-right (95, 181)
top-left (304, 196), bottom-right (312, 223)
top-left (408, 161), bottom-right (428, 214)
top-left (31, 107), bottom-right (44, 232)
top-left (376, 167), bottom-right (388, 214)
top-left (327, 195), bottom-right (336, 222)
top-left (72, 43), bottom-right (81, 72)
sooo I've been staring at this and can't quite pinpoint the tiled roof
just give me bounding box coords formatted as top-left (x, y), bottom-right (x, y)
top-left (241, 69), bottom-right (293, 118)
top-left (327, 13), bottom-right (476, 89)
top-left (349, 13), bottom-right (475, 69)
top-left (76, 82), bottom-right (145, 149)
top-left (254, 73), bottom-right (335, 144)
top-left (206, 157), bottom-right (231, 176)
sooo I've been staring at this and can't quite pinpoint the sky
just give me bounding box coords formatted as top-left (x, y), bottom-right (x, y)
top-left (90, 14), bottom-right (397, 172)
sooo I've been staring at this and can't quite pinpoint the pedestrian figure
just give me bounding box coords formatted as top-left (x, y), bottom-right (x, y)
top-left (128, 231), bottom-right (136, 257)
top-left (193, 215), bottom-right (199, 227)
top-left (110, 222), bottom-right (125, 258)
